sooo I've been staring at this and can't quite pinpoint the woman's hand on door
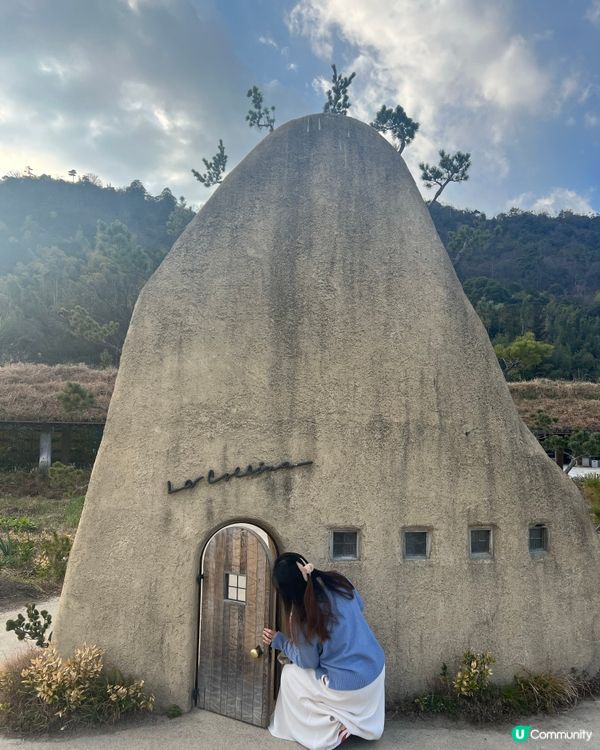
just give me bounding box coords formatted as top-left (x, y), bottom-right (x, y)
top-left (262, 627), bottom-right (275, 646)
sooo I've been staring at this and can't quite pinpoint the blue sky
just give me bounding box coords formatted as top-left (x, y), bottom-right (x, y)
top-left (0, 0), bottom-right (599, 216)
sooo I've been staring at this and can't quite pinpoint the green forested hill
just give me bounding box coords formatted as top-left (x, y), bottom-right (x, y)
top-left (0, 176), bottom-right (194, 365)
top-left (0, 176), bottom-right (189, 274)
top-left (430, 204), bottom-right (600, 299)
top-left (0, 175), bottom-right (599, 379)
top-left (430, 204), bottom-right (600, 380)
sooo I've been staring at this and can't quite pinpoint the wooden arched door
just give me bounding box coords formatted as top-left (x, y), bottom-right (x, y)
top-left (196, 524), bottom-right (277, 727)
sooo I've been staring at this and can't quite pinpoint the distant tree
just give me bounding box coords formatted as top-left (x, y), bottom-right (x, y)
top-left (125, 179), bottom-right (147, 197)
top-left (167, 196), bottom-right (195, 238)
top-left (81, 173), bottom-right (102, 186)
top-left (192, 140), bottom-right (227, 187)
top-left (419, 150), bottom-right (471, 205)
top-left (446, 218), bottom-right (499, 268)
top-left (494, 331), bottom-right (554, 379)
top-left (24, 166), bottom-right (34, 178)
top-left (568, 431), bottom-right (590, 461)
top-left (246, 86), bottom-right (276, 132)
top-left (323, 64), bottom-right (356, 115)
top-left (370, 105), bottom-right (419, 154)
top-left (68, 169), bottom-right (77, 182)
top-left (60, 305), bottom-right (120, 354)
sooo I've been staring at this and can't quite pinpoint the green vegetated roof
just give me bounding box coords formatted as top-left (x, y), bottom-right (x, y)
top-left (0, 363), bottom-right (116, 424)
top-left (0, 365), bottom-right (598, 431)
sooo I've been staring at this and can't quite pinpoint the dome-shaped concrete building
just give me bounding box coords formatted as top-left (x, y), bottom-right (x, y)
top-left (55, 114), bottom-right (600, 726)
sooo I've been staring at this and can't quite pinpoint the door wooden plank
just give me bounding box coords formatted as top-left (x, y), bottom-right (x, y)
top-left (225, 528), bottom-right (242, 719)
top-left (234, 529), bottom-right (247, 720)
top-left (221, 528), bottom-right (234, 717)
top-left (243, 530), bottom-right (258, 725)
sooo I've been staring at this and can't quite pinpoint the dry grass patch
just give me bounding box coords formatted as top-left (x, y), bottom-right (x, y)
top-left (0, 363), bottom-right (115, 423)
top-left (509, 379), bottom-right (600, 432)
top-left (0, 644), bottom-right (155, 735)
top-left (0, 647), bottom-right (44, 733)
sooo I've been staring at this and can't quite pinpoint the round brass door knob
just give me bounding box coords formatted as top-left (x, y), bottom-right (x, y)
top-left (250, 645), bottom-right (264, 659)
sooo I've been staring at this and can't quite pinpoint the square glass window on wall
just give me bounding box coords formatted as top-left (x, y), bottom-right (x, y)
top-left (225, 572), bottom-right (247, 603)
top-left (331, 531), bottom-right (359, 560)
top-left (469, 528), bottom-right (492, 558)
top-left (403, 530), bottom-right (429, 559)
top-left (529, 524), bottom-right (548, 553)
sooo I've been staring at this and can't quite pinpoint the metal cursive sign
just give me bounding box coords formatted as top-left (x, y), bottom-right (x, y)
top-left (167, 459), bottom-right (313, 495)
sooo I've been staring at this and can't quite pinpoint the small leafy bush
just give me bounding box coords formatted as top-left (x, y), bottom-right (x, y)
top-left (48, 463), bottom-right (87, 495)
top-left (0, 644), bottom-right (154, 734)
top-left (165, 703), bottom-right (183, 719)
top-left (6, 604), bottom-right (53, 648)
top-left (0, 534), bottom-right (17, 562)
top-left (0, 534), bottom-right (35, 570)
top-left (0, 516), bottom-right (37, 533)
top-left (453, 651), bottom-right (495, 696)
top-left (34, 532), bottom-right (73, 581)
top-left (408, 651), bottom-right (600, 724)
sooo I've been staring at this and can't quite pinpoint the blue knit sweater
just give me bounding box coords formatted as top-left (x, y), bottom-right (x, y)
top-left (271, 586), bottom-right (385, 691)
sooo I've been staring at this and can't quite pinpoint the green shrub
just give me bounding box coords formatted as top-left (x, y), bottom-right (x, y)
top-left (576, 475), bottom-right (600, 525)
top-left (0, 516), bottom-right (37, 532)
top-left (165, 704), bottom-right (183, 719)
top-left (64, 496), bottom-right (85, 528)
top-left (0, 534), bottom-right (35, 570)
top-left (580, 474), bottom-right (600, 500)
top-left (58, 383), bottom-right (96, 413)
top-left (0, 534), bottom-right (17, 563)
top-left (47, 463), bottom-right (87, 495)
top-left (0, 468), bottom-right (91, 499)
top-left (0, 644), bottom-right (154, 734)
top-left (0, 648), bottom-right (45, 734)
top-left (5, 604), bottom-right (53, 648)
top-left (452, 651), bottom-right (495, 696)
top-left (413, 690), bottom-right (456, 715)
top-left (409, 653), bottom-right (600, 724)
top-left (15, 538), bottom-right (35, 566)
top-left (34, 532), bottom-right (73, 581)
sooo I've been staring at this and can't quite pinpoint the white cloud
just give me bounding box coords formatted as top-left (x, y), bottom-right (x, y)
top-left (288, 0), bottom-right (553, 111)
top-left (509, 188), bottom-right (595, 216)
top-left (0, 1), bottom-right (258, 205)
top-left (585, 0), bottom-right (600, 26)
top-left (579, 83), bottom-right (600, 103)
top-left (258, 35), bottom-right (278, 49)
top-left (287, 62), bottom-right (299, 71)
top-left (584, 112), bottom-right (599, 128)
top-left (287, 0), bottom-right (579, 202)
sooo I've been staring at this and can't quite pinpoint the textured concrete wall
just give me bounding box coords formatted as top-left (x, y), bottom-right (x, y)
top-left (54, 114), bottom-right (600, 710)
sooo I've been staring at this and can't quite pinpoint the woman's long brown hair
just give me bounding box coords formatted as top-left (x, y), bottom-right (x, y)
top-left (272, 552), bottom-right (355, 643)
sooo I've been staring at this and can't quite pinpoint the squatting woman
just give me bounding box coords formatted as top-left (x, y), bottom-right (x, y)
top-left (263, 552), bottom-right (385, 750)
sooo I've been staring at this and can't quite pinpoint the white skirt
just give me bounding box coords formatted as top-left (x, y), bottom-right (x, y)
top-left (268, 663), bottom-right (385, 750)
